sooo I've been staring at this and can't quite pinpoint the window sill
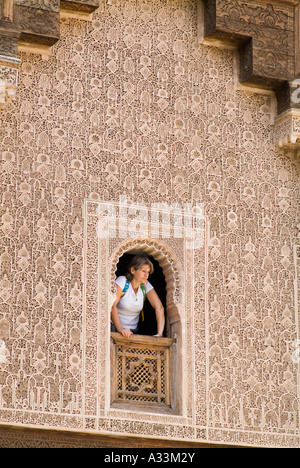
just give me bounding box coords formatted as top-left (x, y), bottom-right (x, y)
top-left (110, 332), bottom-right (176, 347)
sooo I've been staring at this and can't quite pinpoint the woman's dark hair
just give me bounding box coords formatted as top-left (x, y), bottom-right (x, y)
top-left (126, 255), bottom-right (154, 281)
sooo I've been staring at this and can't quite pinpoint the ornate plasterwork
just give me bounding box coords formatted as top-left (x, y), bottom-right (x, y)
top-left (0, 0), bottom-right (299, 447)
top-left (274, 109), bottom-right (300, 149)
top-left (0, 0), bottom-right (99, 105)
top-left (0, 0), bottom-right (298, 122)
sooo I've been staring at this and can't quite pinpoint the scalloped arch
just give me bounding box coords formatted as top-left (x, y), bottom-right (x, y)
top-left (110, 237), bottom-right (183, 306)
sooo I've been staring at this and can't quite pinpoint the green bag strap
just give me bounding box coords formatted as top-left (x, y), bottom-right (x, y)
top-left (140, 283), bottom-right (146, 300)
top-left (140, 283), bottom-right (146, 322)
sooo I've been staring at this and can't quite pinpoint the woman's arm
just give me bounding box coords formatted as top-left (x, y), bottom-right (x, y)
top-left (111, 285), bottom-right (133, 338)
top-left (146, 289), bottom-right (165, 336)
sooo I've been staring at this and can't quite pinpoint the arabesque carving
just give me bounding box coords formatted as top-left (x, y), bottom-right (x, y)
top-left (0, 0), bottom-right (299, 448)
top-left (199, 0), bottom-right (300, 150)
top-left (0, 0), bottom-right (99, 105)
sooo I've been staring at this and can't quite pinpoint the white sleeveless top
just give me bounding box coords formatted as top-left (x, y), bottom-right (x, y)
top-left (115, 276), bottom-right (153, 329)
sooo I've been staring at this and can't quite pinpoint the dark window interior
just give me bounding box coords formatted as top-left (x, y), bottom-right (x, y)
top-left (115, 252), bottom-right (167, 336)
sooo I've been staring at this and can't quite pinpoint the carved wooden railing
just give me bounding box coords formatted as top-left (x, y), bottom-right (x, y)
top-left (110, 333), bottom-right (176, 413)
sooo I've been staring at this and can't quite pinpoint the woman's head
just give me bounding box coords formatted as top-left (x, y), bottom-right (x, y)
top-left (126, 255), bottom-right (154, 282)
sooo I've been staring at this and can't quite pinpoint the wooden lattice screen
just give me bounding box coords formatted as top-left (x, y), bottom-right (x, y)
top-left (110, 333), bottom-right (176, 412)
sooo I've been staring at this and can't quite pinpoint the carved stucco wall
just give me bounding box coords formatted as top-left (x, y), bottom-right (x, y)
top-left (0, 0), bottom-right (299, 447)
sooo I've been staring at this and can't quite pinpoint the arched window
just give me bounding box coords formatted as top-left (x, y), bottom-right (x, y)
top-left (110, 239), bottom-right (183, 415)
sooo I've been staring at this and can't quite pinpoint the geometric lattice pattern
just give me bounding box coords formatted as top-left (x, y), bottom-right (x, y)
top-left (111, 333), bottom-right (175, 411)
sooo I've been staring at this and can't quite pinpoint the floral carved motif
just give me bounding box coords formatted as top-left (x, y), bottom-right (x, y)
top-left (0, 0), bottom-right (299, 448)
top-left (0, 0), bottom-right (99, 106)
top-left (200, 0), bottom-right (300, 150)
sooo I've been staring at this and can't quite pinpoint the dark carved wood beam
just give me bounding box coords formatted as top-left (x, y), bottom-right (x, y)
top-left (16, 3), bottom-right (60, 48)
top-left (1, 1), bottom-right (99, 51)
top-left (60, 0), bottom-right (99, 15)
top-left (200, 0), bottom-right (297, 89)
top-left (200, 0), bottom-right (300, 150)
top-left (0, 0), bottom-right (99, 106)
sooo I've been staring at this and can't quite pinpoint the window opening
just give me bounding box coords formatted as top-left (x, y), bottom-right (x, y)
top-left (115, 251), bottom-right (167, 337)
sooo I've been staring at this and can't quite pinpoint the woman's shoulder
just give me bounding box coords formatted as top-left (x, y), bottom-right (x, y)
top-left (115, 276), bottom-right (127, 289)
top-left (144, 280), bottom-right (154, 293)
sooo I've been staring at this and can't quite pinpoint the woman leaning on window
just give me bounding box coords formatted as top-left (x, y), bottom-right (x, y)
top-left (111, 255), bottom-right (165, 338)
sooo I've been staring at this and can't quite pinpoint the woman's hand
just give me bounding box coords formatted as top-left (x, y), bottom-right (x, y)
top-left (121, 328), bottom-right (133, 338)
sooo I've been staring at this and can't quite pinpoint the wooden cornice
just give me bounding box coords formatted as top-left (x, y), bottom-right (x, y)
top-left (60, 0), bottom-right (99, 15)
top-left (200, 0), bottom-right (298, 89)
top-left (0, 0), bottom-right (99, 50)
